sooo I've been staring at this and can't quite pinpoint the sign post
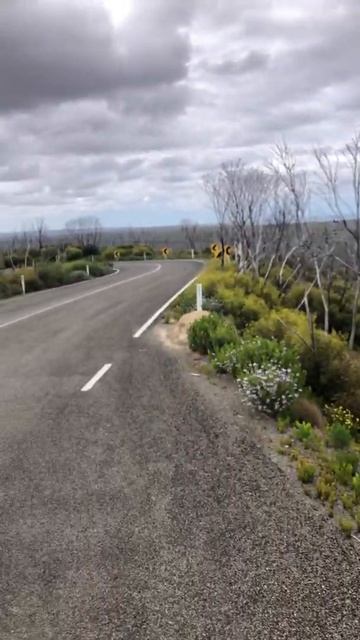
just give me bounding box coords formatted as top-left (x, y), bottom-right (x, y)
top-left (196, 283), bottom-right (203, 311)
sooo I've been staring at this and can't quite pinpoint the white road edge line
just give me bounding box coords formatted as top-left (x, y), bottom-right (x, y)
top-left (133, 274), bottom-right (199, 338)
top-left (81, 363), bottom-right (112, 392)
top-left (0, 264), bottom-right (162, 330)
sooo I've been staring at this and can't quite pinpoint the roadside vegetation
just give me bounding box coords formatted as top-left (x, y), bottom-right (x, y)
top-left (168, 257), bottom-right (360, 538)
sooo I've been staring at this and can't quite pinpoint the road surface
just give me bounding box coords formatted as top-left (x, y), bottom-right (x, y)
top-left (0, 260), bottom-right (359, 639)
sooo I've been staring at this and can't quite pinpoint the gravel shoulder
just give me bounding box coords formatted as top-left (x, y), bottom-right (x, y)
top-left (152, 321), bottom-right (360, 639)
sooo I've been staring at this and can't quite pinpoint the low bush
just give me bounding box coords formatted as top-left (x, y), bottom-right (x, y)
top-left (36, 263), bottom-right (66, 288)
top-left (65, 270), bottom-right (89, 284)
top-left (89, 262), bottom-right (112, 277)
top-left (238, 361), bottom-right (303, 415)
top-left (212, 337), bottom-right (302, 381)
top-left (211, 342), bottom-right (241, 376)
top-left (293, 421), bottom-right (313, 442)
top-left (341, 492), bottom-right (355, 512)
top-left (170, 286), bottom-right (196, 319)
top-left (297, 459), bottom-right (316, 483)
top-left (325, 405), bottom-right (360, 439)
top-left (0, 275), bottom-right (12, 298)
top-left (332, 462), bottom-right (353, 486)
top-left (316, 475), bottom-right (335, 502)
top-left (338, 516), bottom-right (354, 537)
top-left (102, 246), bottom-right (117, 261)
top-left (217, 286), bottom-right (269, 331)
top-left (334, 450), bottom-right (359, 474)
top-left (352, 473), bottom-right (360, 500)
top-left (327, 423), bottom-right (352, 449)
top-left (7, 268), bottom-right (43, 293)
top-left (188, 314), bottom-right (238, 355)
top-left (65, 246), bottom-right (83, 261)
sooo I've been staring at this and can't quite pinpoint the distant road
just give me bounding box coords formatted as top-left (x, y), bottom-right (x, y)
top-left (0, 259), bottom-right (359, 639)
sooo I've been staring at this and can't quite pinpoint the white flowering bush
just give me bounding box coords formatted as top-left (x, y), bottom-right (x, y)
top-left (238, 362), bottom-right (303, 415)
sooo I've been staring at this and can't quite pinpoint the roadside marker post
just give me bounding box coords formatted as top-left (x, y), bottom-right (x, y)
top-left (196, 283), bottom-right (203, 311)
top-left (191, 249), bottom-right (195, 259)
top-left (20, 275), bottom-right (26, 295)
top-left (144, 252), bottom-right (147, 261)
top-left (86, 265), bottom-right (90, 277)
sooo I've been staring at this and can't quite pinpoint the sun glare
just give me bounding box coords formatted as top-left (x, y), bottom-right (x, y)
top-left (103, 0), bottom-right (132, 27)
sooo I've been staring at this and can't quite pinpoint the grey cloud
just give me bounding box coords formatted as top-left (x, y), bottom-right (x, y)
top-left (0, 0), bottom-right (191, 112)
top-left (204, 51), bottom-right (269, 75)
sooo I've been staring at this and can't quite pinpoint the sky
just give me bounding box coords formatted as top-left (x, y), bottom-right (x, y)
top-left (0, 0), bottom-right (359, 231)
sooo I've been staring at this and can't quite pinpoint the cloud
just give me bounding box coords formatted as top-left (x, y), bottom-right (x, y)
top-left (0, 0), bottom-right (359, 230)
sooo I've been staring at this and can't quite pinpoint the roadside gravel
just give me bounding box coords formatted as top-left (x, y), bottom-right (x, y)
top-left (148, 325), bottom-right (360, 639)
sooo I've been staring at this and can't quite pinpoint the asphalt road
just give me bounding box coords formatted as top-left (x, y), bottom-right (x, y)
top-left (0, 260), bottom-right (359, 639)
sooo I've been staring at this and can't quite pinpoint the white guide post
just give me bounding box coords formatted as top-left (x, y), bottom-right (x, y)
top-left (196, 283), bottom-right (203, 311)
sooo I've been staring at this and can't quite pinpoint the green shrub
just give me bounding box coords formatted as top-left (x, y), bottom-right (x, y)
top-left (297, 459), bottom-right (316, 483)
top-left (65, 270), bottom-right (89, 284)
top-left (132, 245), bottom-right (154, 258)
top-left (188, 314), bottom-right (238, 355)
top-left (218, 287), bottom-right (268, 331)
top-left (327, 423), bottom-right (352, 449)
top-left (212, 337), bottom-right (302, 380)
top-left (36, 263), bottom-right (66, 288)
top-left (352, 473), bottom-right (360, 500)
top-left (355, 509), bottom-right (360, 531)
top-left (89, 263), bottom-right (112, 277)
top-left (8, 268), bottom-right (43, 293)
top-left (0, 275), bottom-right (12, 298)
top-left (338, 516), bottom-right (354, 537)
top-left (299, 331), bottom-right (348, 401)
top-left (276, 415), bottom-right (291, 433)
top-left (102, 246), bottom-right (117, 261)
top-left (211, 342), bottom-right (241, 375)
top-left (333, 462), bottom-right (353, 486)
top-left (284, 282), bottom-right (324, 315)
top-left (316, 475), bottom-right (335, 502)
top-left (334, 450), bottom-right (359, 474)
top-left (341, 492), bottom-right (355, 512)
top-left (293, 421), bottom-right (313, 442)
top-left (235, 273), bottom-right (280, 308)
top-left (65, 246), bottom-right (83, 261)
top-left (171, 286), bottom-right (196, 319)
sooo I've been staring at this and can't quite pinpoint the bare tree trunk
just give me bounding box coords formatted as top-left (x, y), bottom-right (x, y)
top-left (349, 276), bottom-right (360, 349)
top-left (314, 258), bottom-right (329, 333)
top-left (304, 294), bottom-right (316, 352)
top-left (263, 254), bottom-right (276, 283)
top-left (279, 246), bottom-right (297, 285)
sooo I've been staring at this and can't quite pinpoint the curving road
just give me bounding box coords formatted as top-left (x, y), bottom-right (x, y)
top-left (0, 260), bottom-right (359, 639)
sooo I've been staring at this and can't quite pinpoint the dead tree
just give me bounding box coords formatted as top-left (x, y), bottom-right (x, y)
top-left (180, 219), bottom-right (199, 253)
top-left (33, 217), bottom-right (47, 251)
top-left (203, 169), bottom-right (230, 267)
top-left (65, 216), bottom-right (102, 251)
top-left (219, 160), bottom-right (272, 274)
top-left (315, 132), bottom-right (360, 348)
